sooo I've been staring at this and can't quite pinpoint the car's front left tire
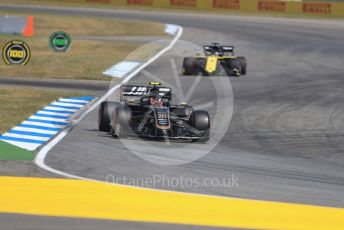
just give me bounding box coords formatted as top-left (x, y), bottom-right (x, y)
top-left (111, 105), bottom-right (132, 138)
top-left (98, 101), bottom-right (120, 132)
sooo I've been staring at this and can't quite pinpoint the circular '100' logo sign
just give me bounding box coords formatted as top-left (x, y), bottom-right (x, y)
top-left (2, 40), bottom-right (31, 65)
top-left (49, 31), bottom-right (72, 52)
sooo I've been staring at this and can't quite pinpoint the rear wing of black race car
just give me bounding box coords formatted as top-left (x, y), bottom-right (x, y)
top-left (120, 85), bottom-right (172, 102)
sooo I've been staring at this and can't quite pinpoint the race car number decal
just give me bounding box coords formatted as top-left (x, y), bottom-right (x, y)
top-left (158, 113), bottom-right (168, 119)
top-left (155, 108), bottom-right (170, 128)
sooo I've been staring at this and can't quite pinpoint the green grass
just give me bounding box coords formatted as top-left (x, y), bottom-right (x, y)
top-left (0, 141), bottom-right (34, 161)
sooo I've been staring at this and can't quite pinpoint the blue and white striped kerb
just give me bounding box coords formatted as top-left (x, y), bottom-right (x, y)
top-left (0, 96), bottom-right (94, 151)
top-left (103, 61), bottom-right (141, 78)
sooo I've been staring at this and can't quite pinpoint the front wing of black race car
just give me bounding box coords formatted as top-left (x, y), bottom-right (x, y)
top-left (122, 105), bottom-right (210, 142)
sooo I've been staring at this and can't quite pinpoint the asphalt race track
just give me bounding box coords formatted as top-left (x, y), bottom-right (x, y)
top-left (0, 213), bottom-right (234, 230)
top-left (1, 4), bottom-right (344, 229)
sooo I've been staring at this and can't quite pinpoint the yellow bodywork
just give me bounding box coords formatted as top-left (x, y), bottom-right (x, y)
top-left (203, 55), bottom-right (237, 73)
top-left (205, 55), bottom-right (218, 73)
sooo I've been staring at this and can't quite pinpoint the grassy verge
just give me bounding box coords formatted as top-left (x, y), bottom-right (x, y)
top-left (0, 141), bottom-right (34, 160)
top-left (0, 87), bottom-right (85, 133)
top-left (0, 12), bottom-right (166, 80)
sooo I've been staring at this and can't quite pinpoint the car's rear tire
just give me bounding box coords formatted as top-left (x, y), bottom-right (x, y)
top-left (237, 56), bottom-right (247, 75)
top-left (98, 101), bottom-right (120, 132)
top-left (182, 57), bottom-right (195, 75)
top-left (227, 58), bottom-right (242, 77)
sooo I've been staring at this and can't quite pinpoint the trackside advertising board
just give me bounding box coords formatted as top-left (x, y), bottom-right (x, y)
top-left (44, 0), bottom-right (344, 17)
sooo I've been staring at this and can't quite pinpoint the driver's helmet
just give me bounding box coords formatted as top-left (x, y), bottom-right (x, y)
top-left (150, 97), bottom-right (163, 107)
top-left (213, 46), bottom-right (224, 56)
top-left (149, 87), bottom-right (163, 107)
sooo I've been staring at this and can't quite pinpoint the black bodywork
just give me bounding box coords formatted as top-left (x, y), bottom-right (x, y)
top-left (98, 84), bottom-right (210, 142)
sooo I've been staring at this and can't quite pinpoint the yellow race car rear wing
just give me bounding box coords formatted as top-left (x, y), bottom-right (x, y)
top-left (203, 43), bottom-right (234, 56)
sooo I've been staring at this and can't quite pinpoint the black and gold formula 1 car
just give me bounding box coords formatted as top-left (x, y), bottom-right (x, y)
top-left (182, 43), bottom-right (247, 77)
top-left (98, 82), bottom-right (210, 142)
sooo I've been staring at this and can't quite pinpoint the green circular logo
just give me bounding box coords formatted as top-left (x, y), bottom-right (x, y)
top-left (2, 40), bottom-right (31, 65)
top-left (49, 31), bottom-right (71, 52)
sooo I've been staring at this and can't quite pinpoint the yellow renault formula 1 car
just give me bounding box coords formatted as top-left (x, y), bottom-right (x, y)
top-left (182, 43), bottom-right (247, 77)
